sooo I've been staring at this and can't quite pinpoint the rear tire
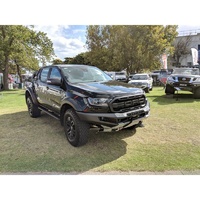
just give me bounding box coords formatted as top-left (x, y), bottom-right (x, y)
top-left (26, 96), bottom-right (41, 118)
top-left (64, 109), bottom-right (89, 147)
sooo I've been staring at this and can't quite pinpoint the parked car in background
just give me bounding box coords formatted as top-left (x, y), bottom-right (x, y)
top-left (150, 70), bottom-right (160, 86)
top-left (165, 67), bottom-right (200, 98)
top-left (129, 73), bottom-right (136, 80)
top-left (115, 72), bottom-right (127, 82)
top-left (150, 69), bottom-right (171, 86)
top-left (105, 71), bottom-right (128, 82)
top-left (104, 71), bottom-right (115, 79)
top-left (128, 73), bottom-right (153, 93)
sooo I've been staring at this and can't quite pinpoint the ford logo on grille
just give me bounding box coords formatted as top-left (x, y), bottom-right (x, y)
top-left (182, 78), bottom-right (186, 81)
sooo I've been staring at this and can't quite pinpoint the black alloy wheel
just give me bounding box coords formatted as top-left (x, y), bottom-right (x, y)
top-left (64, 109), bottom-right (89, 147)
top-left (65, 115), bottom-right (76, 142)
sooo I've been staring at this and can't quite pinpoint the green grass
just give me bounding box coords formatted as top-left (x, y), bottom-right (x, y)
top-left (0, 88), bottom-right (200, 173)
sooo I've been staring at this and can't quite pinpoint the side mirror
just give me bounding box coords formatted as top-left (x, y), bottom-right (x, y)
top-left (47, 78), bottom-right (61, 86)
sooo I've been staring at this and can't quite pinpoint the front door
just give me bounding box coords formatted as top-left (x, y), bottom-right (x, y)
top-left (46, 67), bottom-right (64, 114)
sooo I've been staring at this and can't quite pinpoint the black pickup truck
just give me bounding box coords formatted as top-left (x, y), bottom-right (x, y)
top-left (165, 67), bottom-right (200, 98)
top-left (25, 64), bottom-right (150, 147)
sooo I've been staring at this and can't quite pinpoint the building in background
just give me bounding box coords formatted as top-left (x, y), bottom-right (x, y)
top-left (169, 30), bottom-right (200, 67)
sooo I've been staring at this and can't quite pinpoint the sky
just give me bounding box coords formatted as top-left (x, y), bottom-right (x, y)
top-left (33, 25), bottom-right (87, 61)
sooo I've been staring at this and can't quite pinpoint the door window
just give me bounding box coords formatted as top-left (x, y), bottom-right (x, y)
top-left (40, 68), bottom-right (49, 82)
top-left (49, 68), bottom-right (61, 80)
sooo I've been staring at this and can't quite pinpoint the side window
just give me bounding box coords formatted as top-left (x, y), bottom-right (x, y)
top-left (49, 68), bottom-right (61, 80)
top-left (40, 68), bottom-right (49, 82)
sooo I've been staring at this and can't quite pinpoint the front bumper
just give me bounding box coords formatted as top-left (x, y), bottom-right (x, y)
top-left (167, 82), bottom-right (200, 92)
top-left (129, 83), bottom-right (149, 90)
top-left (77, 101), bottom-right (150, 132)
top-left (116, 79), bottom-right (127, 83)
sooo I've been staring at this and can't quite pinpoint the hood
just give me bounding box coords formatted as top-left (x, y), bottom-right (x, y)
top-left (171, 74), bottom-right (200, 78)
top-left (115, 75), bottom-right (126, 78)
top-left (70, 80), bottom-right (143, 97)
top-left (129, 80), bottom-right (148, 83)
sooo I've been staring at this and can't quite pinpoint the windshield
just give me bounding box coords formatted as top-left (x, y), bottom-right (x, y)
top-left (61, 65), bottom-right (112, 83)
top-left (115, 72), bottom-right (126, 76)
top-left (172, 68), bottom-right (199, 75)
top-left (131, 75), bottom-right (148, 80)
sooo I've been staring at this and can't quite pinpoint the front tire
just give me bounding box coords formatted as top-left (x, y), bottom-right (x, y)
top-left (165, 85), bottom-right (175, 95)
top-left (144, 87), bottom-right (149, 93)
top-left (64, 109), bottom-right (89, 147)
top-left (26, 96), bottom-right (41, 118)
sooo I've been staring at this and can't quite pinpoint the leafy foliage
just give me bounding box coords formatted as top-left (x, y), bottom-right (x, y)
top-left (53, 53), bottom-right (90, 65)
top-left (52, 58), bottom-right (63, 64)
top-left (0, 25), bottom-right (54, 90)
top-left (85, 25), bottom-right (178, 74)
top-left (63, 57), bottom-right (74, 64)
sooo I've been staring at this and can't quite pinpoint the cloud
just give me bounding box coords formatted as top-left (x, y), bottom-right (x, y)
top-left (33, 25), bottom-right (87, 60)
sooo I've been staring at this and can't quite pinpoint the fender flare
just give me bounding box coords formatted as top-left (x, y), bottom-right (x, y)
top-left (60, 98), bottom-right (84, 125)
top-left (25, 87), bottom-right (39, 105)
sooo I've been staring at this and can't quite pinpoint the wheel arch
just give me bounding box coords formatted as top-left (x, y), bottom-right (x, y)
top-left (25, 88), bottom-right (39, 105)
top-left (60, 103), bottom-right (74, 126)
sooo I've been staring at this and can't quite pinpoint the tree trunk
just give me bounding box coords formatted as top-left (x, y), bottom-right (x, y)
top-left (2, 56), bottom-right (9, 90)
top-left (15, 61), bottom-right (22, 83)
top-left (176, 56), bottom-right (180, 66)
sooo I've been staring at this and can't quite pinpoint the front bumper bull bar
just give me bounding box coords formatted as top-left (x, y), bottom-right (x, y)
top-left (77, 102), bottom-right (150, 132)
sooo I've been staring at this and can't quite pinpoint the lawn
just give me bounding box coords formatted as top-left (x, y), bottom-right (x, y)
top-left (0, 88), bottom-right (200, 173)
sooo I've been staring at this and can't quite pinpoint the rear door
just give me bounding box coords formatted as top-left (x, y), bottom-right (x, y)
top-left (35, 67), bottom-right (50, 107)
top-left (46, 67), bottom-right (64, 114)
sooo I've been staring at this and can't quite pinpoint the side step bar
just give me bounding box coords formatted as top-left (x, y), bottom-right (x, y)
top-left (39, 106), bottom-right (60, 120)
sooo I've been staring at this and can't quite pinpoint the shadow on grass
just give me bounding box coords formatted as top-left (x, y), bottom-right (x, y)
top-left (0, 110), bottom-right (137, 173)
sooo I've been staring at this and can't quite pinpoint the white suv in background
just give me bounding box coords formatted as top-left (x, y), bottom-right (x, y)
top-left (128, 73), bottom-right (153, 93)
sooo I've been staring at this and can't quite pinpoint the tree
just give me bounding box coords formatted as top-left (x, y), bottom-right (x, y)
top-left (170, 34), bottom-right (192, 66)
top-left (63, 57), bottom-right (73, 64)
top-left (52, 58), bottom-right (63, 64)
top-left (61, 53), bottom-right (90, 65)
top-left (71, 53), bottom-right (90, 64)
top-left (85, 25), bottom-right (178, 74)
top-left (0, 25), bottom-right (54, 90)
top-left (85, 25), bottom-right (112, 70)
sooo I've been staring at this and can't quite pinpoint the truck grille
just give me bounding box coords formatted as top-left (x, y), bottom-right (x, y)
top-left (177, 77), bottom-right (191, 82)
top-left (110, 95), bottom-right (146, 113)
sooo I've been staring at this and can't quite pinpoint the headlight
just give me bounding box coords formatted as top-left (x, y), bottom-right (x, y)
top-left (193, 77), bottom-right (200, 82)
top-left (88, 97), bottom-right (109, 106)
